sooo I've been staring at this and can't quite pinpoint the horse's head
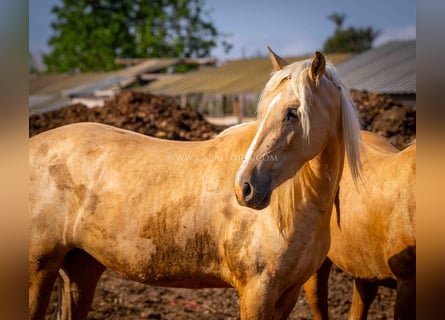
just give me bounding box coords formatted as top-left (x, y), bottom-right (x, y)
top-left (234, 48), bottom-right (361, 209)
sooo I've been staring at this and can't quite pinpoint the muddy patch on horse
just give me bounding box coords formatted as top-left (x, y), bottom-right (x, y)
top-left (140, 201), bottom-right (223, 287)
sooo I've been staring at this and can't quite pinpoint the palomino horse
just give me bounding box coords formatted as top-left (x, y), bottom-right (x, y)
top-left (29, 49), bottom-right (362, 319)
top-left (303, 131), bottom-right (416, 320)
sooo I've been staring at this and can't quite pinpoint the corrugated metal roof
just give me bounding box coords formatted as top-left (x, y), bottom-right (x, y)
top-left (30, 73), bottom-right (111, 96)
top-left (336, 41), bottom-right (415, 94)
top-left (115, 58), bottom-right (179, 77)
top-left (140, 54), bottom-right (351, 95)
top-left (29, 58), bottom-right (180, 114)
top-left (29, 96), bottom-right (70, 116)
top-left (30, 58), bottom-right (180, 96)
top-left (62, 76), bottom-right (129, 97)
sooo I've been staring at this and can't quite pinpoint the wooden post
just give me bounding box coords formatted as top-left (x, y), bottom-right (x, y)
top-left (181, 95), bottom-right (187, 108)
top-left (233, 95), bottom-right (242, 124)
top-left (222, 94), bottom-right (227, 115)
top-left (238, 94), bottom-right (244, 124)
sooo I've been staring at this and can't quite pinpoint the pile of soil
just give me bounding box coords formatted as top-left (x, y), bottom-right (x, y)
top-left (30, 90), bottom-right (415, 150)
top-left (351, 89), bottom-right (416, 149)
top-left (36, 89), bottom-right (414, 319)
top-left (29, 91), bottom-right (225, 140)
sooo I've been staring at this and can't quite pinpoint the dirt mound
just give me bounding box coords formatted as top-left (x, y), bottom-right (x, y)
top-left (30, 90), bottom-right (415, 149)
top-left (351, 89), bottom-right (416, 149)
top-left (29, 91), bottom-right (225, 140)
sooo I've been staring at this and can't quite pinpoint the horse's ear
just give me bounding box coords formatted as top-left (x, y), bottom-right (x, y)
top-left (267, 46), bottom-right (288, 71)
top-left (309, 51), bottom-right (326, 86)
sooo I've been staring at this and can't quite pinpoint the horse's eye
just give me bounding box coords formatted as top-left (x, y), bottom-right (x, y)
top-left (285, 107), bottom-right (299, 122)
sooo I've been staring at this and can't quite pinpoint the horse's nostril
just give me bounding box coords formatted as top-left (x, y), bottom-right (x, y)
top-left (242, 182), bottom-right (253, 201)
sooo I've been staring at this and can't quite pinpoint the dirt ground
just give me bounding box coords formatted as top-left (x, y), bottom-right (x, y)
top-left (45, 267), bottom-right (396, 319)
top-left (31, 90), bottom-right (415, 319)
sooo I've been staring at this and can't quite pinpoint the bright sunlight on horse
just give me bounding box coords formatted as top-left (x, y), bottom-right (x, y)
top-left (303, 131), bottom-right (416, 320)
top-left (29, 48), bottom-right (361, 320)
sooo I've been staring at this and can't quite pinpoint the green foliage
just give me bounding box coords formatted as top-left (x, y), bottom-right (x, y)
top-left (43, 0), bottom-right (232, 72)
top-left (323, 13), bottom-right (380, 54)
top-left (327, 12), bottom-right (346, 30)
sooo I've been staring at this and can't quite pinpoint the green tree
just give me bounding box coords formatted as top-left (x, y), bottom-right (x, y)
top-left (323, 13), bottom-right (380, 54)
top-left (327, 12), bottom-right (346, 30)
top-left (43, 0), bottom-right (232, 72)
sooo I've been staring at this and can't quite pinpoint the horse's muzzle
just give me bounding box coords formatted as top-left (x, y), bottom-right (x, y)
top-left (234, 179), bottom-right (271, 210)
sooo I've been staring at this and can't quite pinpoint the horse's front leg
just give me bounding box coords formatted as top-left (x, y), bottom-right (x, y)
top-left (303, 258), bottom-right (332, 320)
top-left (274, 282), bottom-right (302, 319)
top-left (349, 278), bottom-right (378, 320)
top-left (238, 280), bottom-right (273, 320)
top-left (238, 279), bottom-right (301, 320)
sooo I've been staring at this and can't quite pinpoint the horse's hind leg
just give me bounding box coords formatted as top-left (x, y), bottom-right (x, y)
top-left (394, 276), bottom-right (415, 320)
top-left (303, 258), bottom-right (332, 320)
top-left (348, 278), bottom-right (378, 320)
top-left (29, 247), bottom-right (66, 320)
top-left (55, 249), bottom-right (106, 320)
top-left (388, 246), bottom-right (416, 320)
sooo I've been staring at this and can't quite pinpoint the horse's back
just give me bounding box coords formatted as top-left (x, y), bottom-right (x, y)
top-left (29, 122), bottom-right (203, 254)
top-left (360, 130), bottom-right (399, 153)
top-left (30, 122), bottom-right (172, 155)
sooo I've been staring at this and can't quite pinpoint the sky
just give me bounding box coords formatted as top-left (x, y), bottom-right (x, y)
top-left (29, 0), bottom-right (416, 69)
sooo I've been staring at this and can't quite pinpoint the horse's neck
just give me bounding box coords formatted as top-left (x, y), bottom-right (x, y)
top-left (299, 134), bottom-right (345, 211)
top-left (272, 134), bottom-right (345, 240)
